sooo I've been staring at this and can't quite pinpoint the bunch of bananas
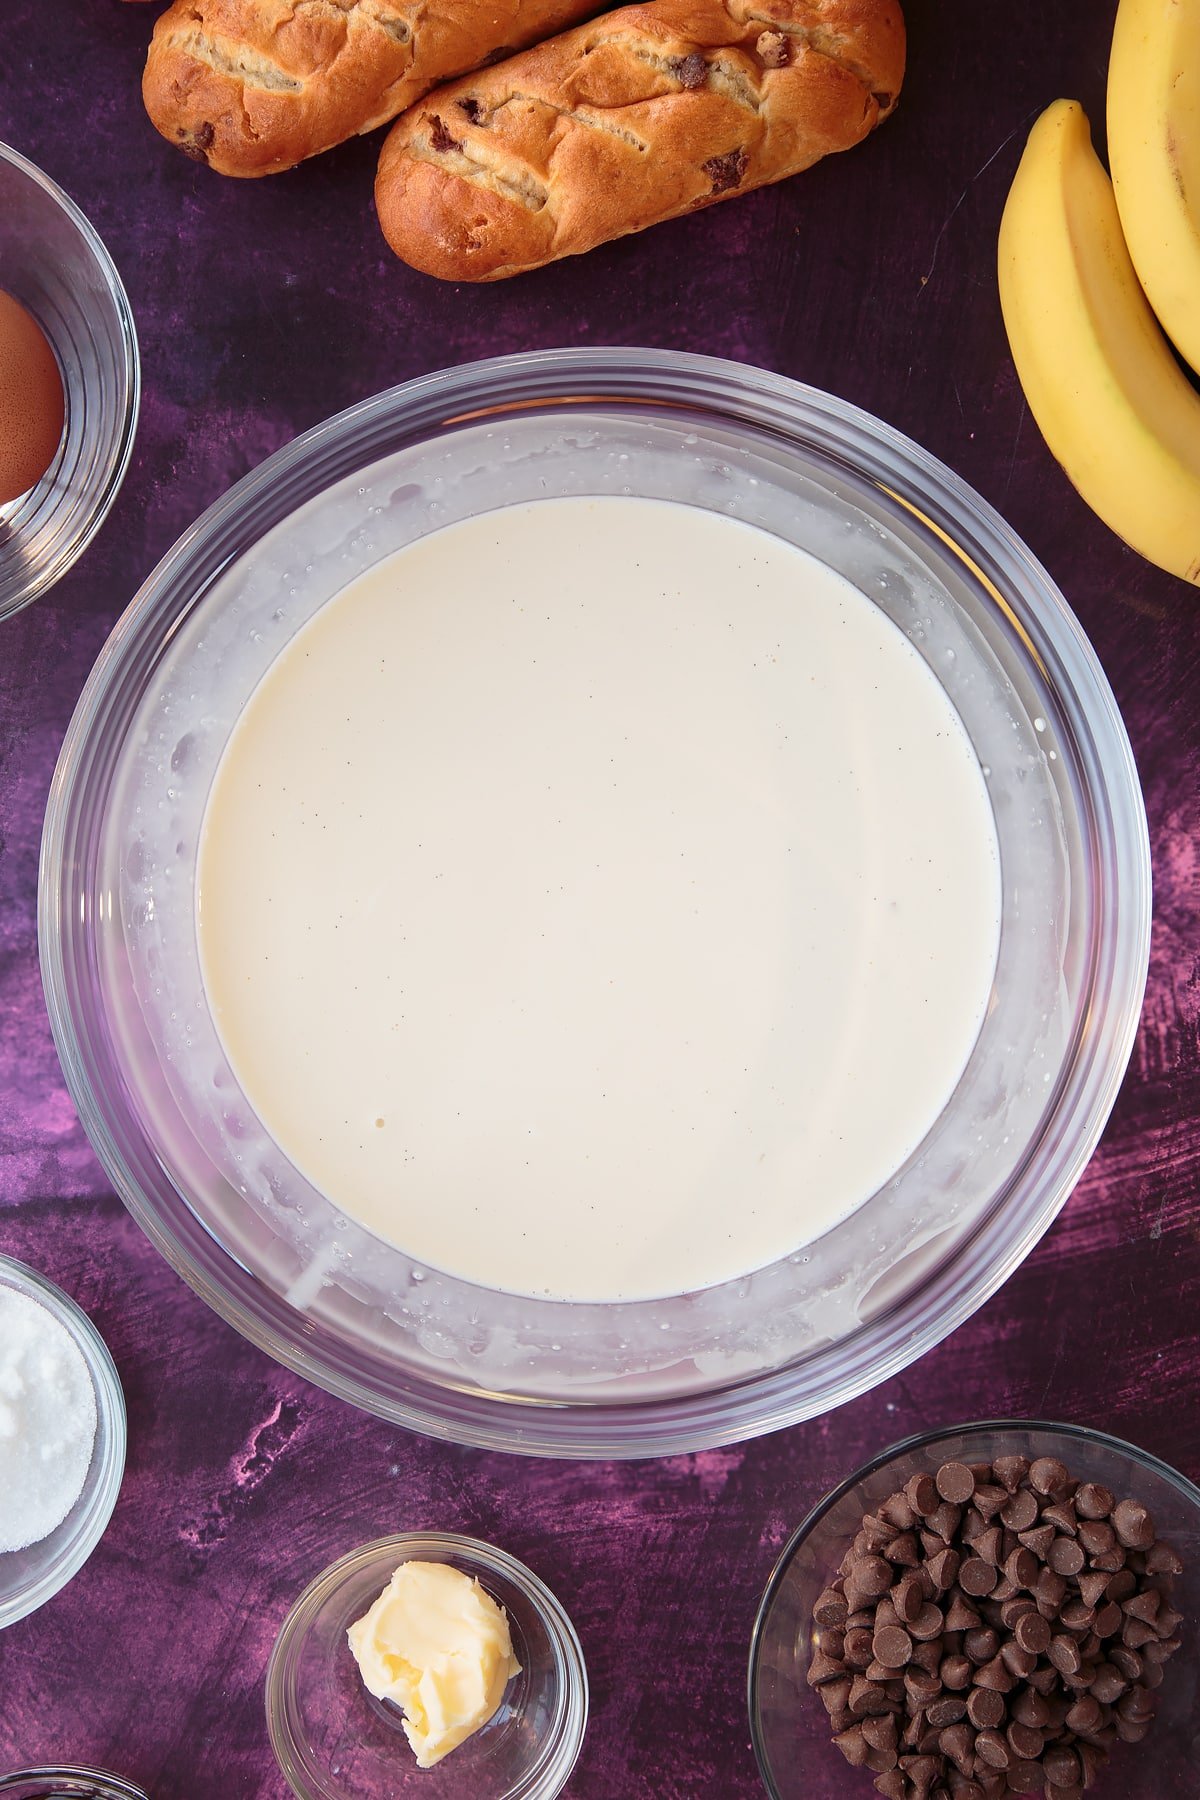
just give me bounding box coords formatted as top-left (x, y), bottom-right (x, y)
top-left (998, 0), bottom-right (1200, 586)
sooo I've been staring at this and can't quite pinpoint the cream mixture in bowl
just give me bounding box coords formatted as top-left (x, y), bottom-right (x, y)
top-left (39, 351), bottom-right (1150, 1455)
top-left (196, 497), bottom-right (1000, 1304)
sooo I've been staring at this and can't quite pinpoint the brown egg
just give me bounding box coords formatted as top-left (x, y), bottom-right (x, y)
top-left (0, 289), bottom-right (66, 505)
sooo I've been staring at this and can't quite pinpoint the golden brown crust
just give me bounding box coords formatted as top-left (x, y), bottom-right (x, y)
top-left (374, 0), bottom-right (905, 280)
top-left (143, 0), bottom-right (607, 177)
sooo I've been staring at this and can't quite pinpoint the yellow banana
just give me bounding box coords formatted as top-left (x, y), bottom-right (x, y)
top-left (1108, 0), bottom-right (1200, 376)
top-left (997, 99), bottom-right (1200, 586)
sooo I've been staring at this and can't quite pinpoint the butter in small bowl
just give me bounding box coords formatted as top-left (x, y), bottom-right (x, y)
top-left (348, 1561), bottom-right (522, 1768)
top-left (267, 1532), bottom-right (587, 1799)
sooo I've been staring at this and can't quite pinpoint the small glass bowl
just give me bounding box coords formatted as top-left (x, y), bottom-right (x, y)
top-left (749, 1420), bottom-right (1200, 1799)
top-left (0, 1772), bottom-right (148, 1799)
top-left (266, 1533), bottom-right (588, 1800)
top-left (0, 141), bottom-right (139, 623)
top-left (0, 1255), bottom-right (126, 1629)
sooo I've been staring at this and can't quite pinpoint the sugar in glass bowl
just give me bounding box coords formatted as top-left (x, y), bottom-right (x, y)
top-left (266, 1533), bottom-right (588, 1800)
top-left (38, 349), bottom-right (1150, 1457)
top-left (0, 142), bottom-right (139, 623)
top-left (748, 1420), bottom-right (1200, 1800)
top-left (0, 1255), bottom-right (126, 1629)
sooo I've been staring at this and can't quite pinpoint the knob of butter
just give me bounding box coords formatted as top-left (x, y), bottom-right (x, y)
top-left (347, 1560), bottom-right (522, 1768)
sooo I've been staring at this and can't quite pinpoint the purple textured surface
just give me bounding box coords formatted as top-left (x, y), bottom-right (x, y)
top-left (1, 2), bottom-right (1199, 1796)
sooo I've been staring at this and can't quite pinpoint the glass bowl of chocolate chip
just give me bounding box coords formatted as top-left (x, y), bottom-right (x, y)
top-left (748, 1421), bottom-right (1198, 1800)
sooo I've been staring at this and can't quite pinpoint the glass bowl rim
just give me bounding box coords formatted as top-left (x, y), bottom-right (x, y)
top-left (746, 1415), bottom-right (1200, 1800)
top-left (0, 1770), bottom-right (148, 1799)
top-left (38, 347), bottom-right (1152, 1457)
top-left (0, 138), bottom-right (141, 624)
top-left (265, 1529), bottom-right (589, 1800)
top-left (0, 1252), bottom-right (127, 1629)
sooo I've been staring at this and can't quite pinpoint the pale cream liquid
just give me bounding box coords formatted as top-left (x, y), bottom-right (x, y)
top-left (197, 497), bottom-right (1001, 1303)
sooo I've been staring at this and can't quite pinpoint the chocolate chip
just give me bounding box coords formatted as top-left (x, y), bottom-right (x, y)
top-left (974, 1653), bottom-right (1016, 1693)
top-left (1029, 1458), bottom-right (1071, 1497)
top-left (960, 1557), bottom-right (998, 1597)
top-left (975, 1525), bottom-right (1004, 1568)
top-left (854, 1555), bottom-right (894, 1597)
top-left (971, 1483), bottom-right (1008, 1521)
top-left (939, 1721), bottom-right (974, 1774)
top-left (1065, 1694), bottom-right (1103, 1733)
top-left (1006, 1758), bottom-right (1045, 1792)
top-left (1000, 1489), bottom-right (1038, 1531)
top-left (940, 1653), bottom-right (972, 1690)
top-left (884, 1531), bottom-right (921, 1567)
top-left (910, 1603), bottom-right (945, 1642)
top-left (834, 1722), bottom-right (871, 1765)
top-left (992, 1455), bottom-right (1030, 1493)
top-left (1044, 1744), bottom-right (1083, 1785)
top-left (1018, 1522), bottom-right (1056, 1560)
top-left (457, 95), bottom-right (484, 124)
top-left (819, 1674), bottom-right (852, 1715)
top-left (928, 1501), bottom-right (962, 1544)
top-left (428, 114), bottom-right (463, 153)
top-left (814, 1587), bottom-right (848, 1627)
top-left (1129, 1591), bottom-right (1165, 1634)
top-left (672, 51), bottom-right (708, 88)
top-left (1077, 1570), bottom-right (1110, 1607)
top-left (1014, 1610), bottom-right (1052, 1655)
top-left (873, 1626), bottom-right (914, 1669)
top-left (1011, 1686), bottom-right (1049, 1728)
top-left (1058, 1598), bottom-right (1095, 1632)
top-left (702, 148), bottom-right (748, 193)
top-left (964, 1626), bottom-right (999, 1663)
top-left (1034, 1566), bottom-right (1067, 1611)
top-left (1048, 1635), bottom-right (1082, 1677)
top-left (1074, 1482), bottom-right (1114, 1520)
top-left (861, 1713), bottom-right (899, 1754)
top-left (894, 1578), bottom-right (924, 1624)
top-left (945, 1593), bottom-right (981, 1632)
top-left (1092, 1662), bottom-right (1129, 1704)
top-left (1041, 1502), bottom-right (1078, 1536)
top-left (1048, 1536), bottom-right (1085, 1577)
top-left (1005, 1547), bottom-right (1039, 1590)
top-left (926, 1548), bottom-right (959, 1591)
top-left (880, 1493), bottom-right (917, 1532)
top-left (936, 1461), bottom-right (976, 1505)
top-left (849, 1674), bottom-right (892, 1715)
top-left (1111, 1500), bottom-right (1155, 1549)
top-left (180, 121), bottom-right (215, 164)
top-left (975, 1728), bottom-right (1010, 1769)
top-left (905, 1474), bottom-right (940, 1517)
top-left (1079, 1519), bottom-right (1116, 1558)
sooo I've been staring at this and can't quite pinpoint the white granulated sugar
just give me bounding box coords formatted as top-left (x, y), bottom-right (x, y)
top-left (0, 1285), bottom-right (98, 1554)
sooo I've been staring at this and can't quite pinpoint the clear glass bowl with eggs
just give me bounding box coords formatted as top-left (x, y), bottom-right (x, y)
top-left (0, 142), bottom-right (139, 624)
top-left (38, 349), bottom-right (1150, 1457)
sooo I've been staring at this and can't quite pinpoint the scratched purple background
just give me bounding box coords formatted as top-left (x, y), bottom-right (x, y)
top-left (1, 2), bottom-right (1198, 1794)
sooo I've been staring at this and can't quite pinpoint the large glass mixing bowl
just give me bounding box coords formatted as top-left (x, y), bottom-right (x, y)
top-left (38, 350), bottom-right (1150, 1458)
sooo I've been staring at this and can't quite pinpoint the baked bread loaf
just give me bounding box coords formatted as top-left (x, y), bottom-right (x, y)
top-left (375, 0), bottom-right (905, 281)
top-left (143, 0), bottom-right (606, 176)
